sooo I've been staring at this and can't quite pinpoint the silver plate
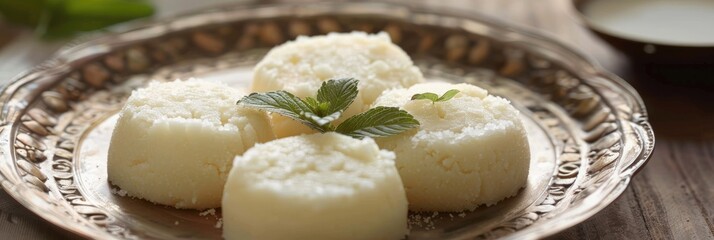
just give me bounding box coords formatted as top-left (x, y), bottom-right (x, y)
top-left (0, 1), bottom-right (654, 239)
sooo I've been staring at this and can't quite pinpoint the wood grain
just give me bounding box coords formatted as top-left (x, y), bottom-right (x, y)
top-left (1, 0), bottom-right (713, 239)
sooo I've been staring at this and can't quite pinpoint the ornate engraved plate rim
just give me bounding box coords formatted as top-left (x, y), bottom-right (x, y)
top-left (0, 1), bottom-right (654, 239)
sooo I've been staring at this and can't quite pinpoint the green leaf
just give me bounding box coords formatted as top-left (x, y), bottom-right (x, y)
top-left (303, 97), bottom-right (320, 111)
top-left (410, 92), bottom-right (439, 102)
top-left (316, 78), bottom-right (358, 115)
top-left (238, 79), bottom-right (420, 139)
top-left (63, 0), bottom-right (155, 20)
top-left (437, 89), bottom-right (460, 102)
top-left (0, 0), bottom-right (155, 38)
top-left (411, 89), bottom-right (461, 103)
top-left (304, 96), bottom-right (333, 116)
top-left (336, 106), bottom-right (420, 139)
top-left (237, 91), bottom-right (327, 132)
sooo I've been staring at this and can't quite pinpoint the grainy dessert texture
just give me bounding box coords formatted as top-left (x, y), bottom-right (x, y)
top-left (252, 31), bottom-right (424, 137)
top-left (222, 133), bottom-right (408, 240)
top-left (374, 82), bottom-right (530, 211)
top-left (108, 80), bottom-right (275, 209)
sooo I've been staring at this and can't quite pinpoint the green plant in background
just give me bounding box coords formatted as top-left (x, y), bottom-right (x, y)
top-left (0, 0), bottom-right (154, 38)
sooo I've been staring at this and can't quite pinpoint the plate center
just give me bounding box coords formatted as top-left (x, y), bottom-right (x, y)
top-left (72, 63), bottom-right (558, 239)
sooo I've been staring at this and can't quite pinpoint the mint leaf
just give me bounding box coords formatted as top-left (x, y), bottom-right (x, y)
top-left (237, 91), bottom-right (327, 132)
top-left (317, 78), bottom-right (358, 114)
top-left (437, 89), bottom-right (460, 102)
top-left (299, 78), bottom-right (358, 129)
top-left (303, 96), bottom-right (320, 110)
top-left (336, 106), bottom-right (420, 139)
top-left (411, 89), bottom-right (460, 103)
top-left (304, 97), bottom-right (331, 116)
top-left (238, 79), bottom-right (420, 139)
top-left (411, 92), bottom-right (439, 102)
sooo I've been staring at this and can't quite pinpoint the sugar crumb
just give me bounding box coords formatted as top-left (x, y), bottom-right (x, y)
top-left (215, 218), bottom-right (223, 228)
top-left (199, 208), bottom-right (216, 217)
top-left (110, 187), bottom-right (128, 197)
top-left (407, 213), bottom-right (436, 230)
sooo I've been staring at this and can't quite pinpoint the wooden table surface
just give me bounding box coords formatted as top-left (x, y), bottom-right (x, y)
top-left (1, 0), bottom-right (712, 239)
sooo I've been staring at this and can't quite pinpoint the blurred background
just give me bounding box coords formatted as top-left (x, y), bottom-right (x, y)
top-left (0, 0), bottom-right (712, 239)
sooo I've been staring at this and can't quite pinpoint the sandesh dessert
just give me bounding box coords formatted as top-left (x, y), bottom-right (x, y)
top-left (107, 80), bottom-right (275, 209)
top-left (373, 82), bottom-right (531, 212)
top-left (251, 32), bottom-right (424, 137)
top-left (105, 30), bottom-right (532, 239)
top-left (222, 133), bottom-right (408, 240)
top-left (223, 78), bottom-right (416, 240)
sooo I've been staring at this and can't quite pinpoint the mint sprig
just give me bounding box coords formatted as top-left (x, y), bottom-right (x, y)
top-left (335, 106), bottom-right (420, 138)
top-left (316, 78), bottom-right (358, 114)
top-left (238, 78), bottom-right (419, 139)
top-left (238, 91), bottom-right (329, 131)
top-left (411, 89), bottom-right (460, 103)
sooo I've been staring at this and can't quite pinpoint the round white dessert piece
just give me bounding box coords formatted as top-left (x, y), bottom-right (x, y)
top-left (252, 31), bottom-right (424, 138)
top-left (108, 80), bottom-right (275, 209)
top-left (222, 132), bottom-right (408, 240)
top-left (373, 82), bottom-right (530, 212)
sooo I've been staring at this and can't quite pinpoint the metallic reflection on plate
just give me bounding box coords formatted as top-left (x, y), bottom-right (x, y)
top-left (0, 1), bottom-right (654, 239)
